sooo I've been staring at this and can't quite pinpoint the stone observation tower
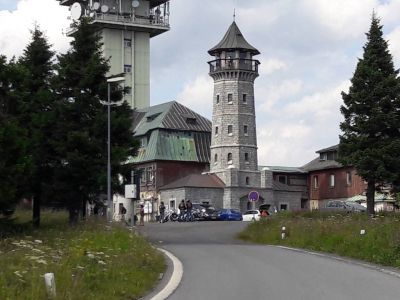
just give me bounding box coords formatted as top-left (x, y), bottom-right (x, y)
top-left (58, 0), bottom-right (170, 109)
top-left (208, 21), bottom-right (261, 202)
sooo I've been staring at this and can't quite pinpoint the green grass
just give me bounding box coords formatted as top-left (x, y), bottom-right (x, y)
top-left (0, 210), bottom-right (165, 300)
top-left (238, 211), bottom-right (400, 268)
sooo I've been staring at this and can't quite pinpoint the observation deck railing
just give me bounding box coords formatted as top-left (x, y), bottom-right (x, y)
top-left (208, 58), bottom-right (260, 73)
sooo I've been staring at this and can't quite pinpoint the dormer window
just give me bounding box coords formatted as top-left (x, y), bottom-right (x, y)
top-left (186, 117), bottom-right (197, 125)
top-left (320, 153), bottom-right (327, 160)
top-left (146, 112), bottom-right (161, 122)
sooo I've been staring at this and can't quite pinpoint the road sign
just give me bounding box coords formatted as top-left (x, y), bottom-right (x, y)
top-left (248, 191), bottom-right (259, 202)
top-left (125, 184), bottom-right (137, 199)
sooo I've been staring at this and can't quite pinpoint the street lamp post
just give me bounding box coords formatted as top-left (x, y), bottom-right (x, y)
top-left (106, 74), bottom-right (125, 222)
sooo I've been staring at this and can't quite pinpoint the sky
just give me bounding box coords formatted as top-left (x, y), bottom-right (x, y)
top-left (1, 0), bottom-right (400, 168)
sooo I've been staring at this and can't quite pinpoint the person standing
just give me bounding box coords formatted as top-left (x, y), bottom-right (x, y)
top-left (178, 200), bottom-right (186, 221)
top-left (139, 204), bottom-right (145, 226)
top-left (186, 199), bottom-right (193, 221)
top-left (159, 201), bottom-right (166, 223)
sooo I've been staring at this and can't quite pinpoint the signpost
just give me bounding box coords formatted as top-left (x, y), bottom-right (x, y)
top-left (248, 191), bottom-right (259, 221)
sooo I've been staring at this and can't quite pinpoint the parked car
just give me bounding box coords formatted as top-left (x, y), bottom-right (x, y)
top-left (324, 200), bottom-right (366, 213)
top-left (242, 210), bottom-right (261, 222)
top-left (217, 209), bottom-right (243, 221)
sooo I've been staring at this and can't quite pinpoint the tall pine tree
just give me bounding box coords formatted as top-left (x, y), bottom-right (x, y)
top-left (53, 18), bottom-right (137, 224)
top-left (339, 14), bottom-right (400, 215)
top-left (0, 56), bottom-right (31, 216)
top-left (18, 26), bottom-right (56, 227)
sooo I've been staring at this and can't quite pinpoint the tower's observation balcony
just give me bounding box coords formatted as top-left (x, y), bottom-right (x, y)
top-left (60, 0), bottom-right (170, 37)
top-left (87, 11), bottom-right (168, 36)
top-left (208, 58), bottom-right (260, 74)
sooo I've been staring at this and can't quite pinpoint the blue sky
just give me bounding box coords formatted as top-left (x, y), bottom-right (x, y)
top-left (1, 0), bottom-right (400, 167)
top-left (0, 0), bottom-right (16, 10)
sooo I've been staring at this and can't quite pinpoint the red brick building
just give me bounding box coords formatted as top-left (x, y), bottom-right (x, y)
top-left (302, 145), bottom-right (366, 210)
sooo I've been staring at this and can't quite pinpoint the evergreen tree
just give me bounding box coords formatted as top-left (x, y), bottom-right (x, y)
top-left (339, 14), bottom-right (400, 215)
top-left (18, 26), bottom-right (56, 227)
top-left (53, 18), bottom-right (137, 224)
top-left (0, 56), bottom-right (31, 216)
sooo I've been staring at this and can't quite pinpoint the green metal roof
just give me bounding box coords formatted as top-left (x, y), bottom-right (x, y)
top-left (128, 130), bottom-right (210, 163)
top-left (128, 101), bottom-right (212, 164)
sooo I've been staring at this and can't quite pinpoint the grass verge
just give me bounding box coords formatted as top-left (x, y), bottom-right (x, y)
top-left (238, 211), bottom-right (400, 268)
top-left (0, 210), bottom-right (165, 300)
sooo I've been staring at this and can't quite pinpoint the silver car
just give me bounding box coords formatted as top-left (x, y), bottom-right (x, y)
top-left (324, 200), bottom-right (366, 212)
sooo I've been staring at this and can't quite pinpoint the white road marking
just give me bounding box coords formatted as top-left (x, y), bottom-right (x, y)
top-left (150, 248), bottom-right (183, 300)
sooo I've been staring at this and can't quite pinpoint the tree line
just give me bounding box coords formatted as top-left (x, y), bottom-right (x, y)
top-left (0, 19), bottom-right (138, 226)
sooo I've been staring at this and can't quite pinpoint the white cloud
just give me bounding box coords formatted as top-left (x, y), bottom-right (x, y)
top-left (284, 81), bottom-right (350, 121)
top-left (387, 26), bottom-right (400, 67)
top-left (0, 0), bottom-right (70, 59)
top-left (259, 57), bottom-right (287, 75)
top-left (177, 75), bottom-right (213, 118)
top-left (301, 0), bottom-right (378, 39)
top-left (257, 79), bottom-right (303, 112)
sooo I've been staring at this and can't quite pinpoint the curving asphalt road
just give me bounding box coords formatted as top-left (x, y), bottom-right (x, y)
top-left (139, 221), bottom-right (400, 300)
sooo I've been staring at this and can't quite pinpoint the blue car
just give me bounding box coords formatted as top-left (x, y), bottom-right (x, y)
top-left (218, 209), bottom-right (243, 221)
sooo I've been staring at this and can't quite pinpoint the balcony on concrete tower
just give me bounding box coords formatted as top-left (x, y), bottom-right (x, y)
top-left (208, 58), bottom-right (260, 74)
top-left (61, 0), bottom-right (170, 37)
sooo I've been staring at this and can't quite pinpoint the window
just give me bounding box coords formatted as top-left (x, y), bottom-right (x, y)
top-left (346, 172), bottom-right (352, 186)
top-left (243, 125), bottom-right (248, 135)
top-left (242, 94), bottom-right (247, 103)
top-left (280, 204), bottom-right (288, 211)
top-left (215, 126), bottom-right (219, 135)
top-left (227, 93), bottom-right (233, 104)
top-left (125, 87), bottom-right (132, 95)
top-left (320, 153), bottom-right (327, 160)
top-left (329, 174), bottom-right (335, 187)
top-left (278, 175), bottom-right (287, 184)
top-left (228, 125), bottom-right (233, 135)
top-left (140, 168), bottom-right (146, 183)
top-left (214, 153), bottom-right (218, 163)
top-left (140, 137), bottom-right (146, 147)
top-left (124, 64), bottom-right (132, 73)
top-left (227, 153), bottom-right (232, 164)
top-left (147, 167), bottom-right (154, 183)
top-left (216, 94), bottom-right (220, 104)
top-left (244, 152), bottom-right (249, 162)
top-left (313, 175), bottom-right (318, 189)
top-left (169, 200), bottom-right (176, 210)
top-left (186, 117), bottom-right (197, 125)
top-left (245, 177), bottom-right (250, 185)
top-left (124, 39), bottom-right (132, 47)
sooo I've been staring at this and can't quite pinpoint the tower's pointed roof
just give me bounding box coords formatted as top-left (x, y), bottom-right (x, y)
top-left (208, 21), bottom-right (260, 56)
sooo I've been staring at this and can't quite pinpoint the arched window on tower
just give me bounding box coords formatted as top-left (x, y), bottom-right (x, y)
top-left (214, 153), bottom-right (218, 164)
top-left (227, 153), bottom-right (232, 164)
top-left (246, 177), bottom-right (250, 185)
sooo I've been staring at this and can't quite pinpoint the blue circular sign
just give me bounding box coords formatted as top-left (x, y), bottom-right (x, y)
top-left (248, 191), bottom-right (259, 202)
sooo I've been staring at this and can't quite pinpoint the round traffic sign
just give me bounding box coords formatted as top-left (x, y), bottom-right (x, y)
top-left (248, 191), bottom-right (259, 202)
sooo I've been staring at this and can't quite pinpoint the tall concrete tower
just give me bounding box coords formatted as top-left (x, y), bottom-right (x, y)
top-left (208, 21), bottom-right (261, 190)
top-left (58, 0), bottom-right (170, 109)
